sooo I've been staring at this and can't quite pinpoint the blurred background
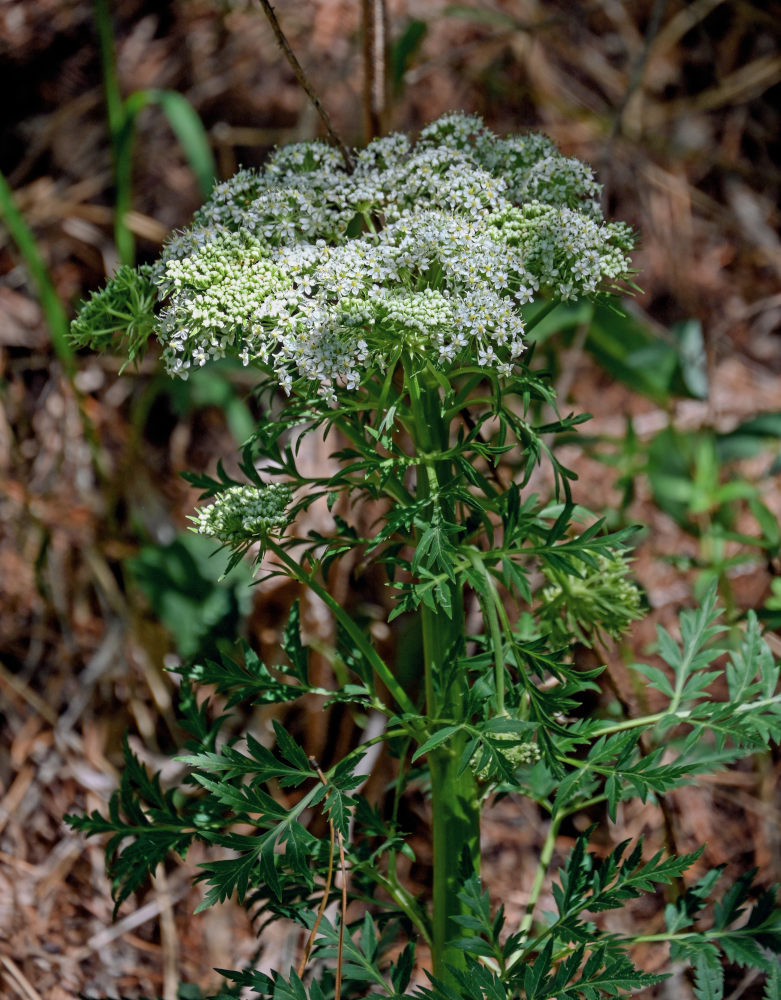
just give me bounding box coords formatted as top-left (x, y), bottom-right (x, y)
top-left (1, 1), bottom-right (780, 996)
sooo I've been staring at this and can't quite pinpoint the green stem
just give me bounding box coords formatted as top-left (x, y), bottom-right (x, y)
top-left (266, 539), bottom-right (418, 719)
top-left (588, 693), bottom-right (781, 739)
top-left (467, 550), bottom-right (505, 714)
top-left (369, 871), bottom-right (432, 943)
top-left (523, 297), bottom-right (559, 336)
top-left (407, 363), bottom-right (481, 982)
top-left (384, 732), bottom-right (431, 941)
top-left (519, 813), bottom-right (561, 938)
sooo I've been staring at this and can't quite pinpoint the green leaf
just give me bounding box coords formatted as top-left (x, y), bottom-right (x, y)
top-left (390, 941), bottom-right (416, 993)
top-left (523, 298), bottom-right (594, 344)
top-left (195, 849), bottom-right (260, 911)
top-left (586, 303), bottom-right (679, 404)
top-left (764, 962), bottom-right (781, 1000)
top-left (524, 939), bottom-right (554, 998)
top-left (179, 641), bottom-right (304, 708)
top-left (412, 521), bottom-right (458, 580)
top-left (128, 532), bottom-right (252, 660)
top-left (281, 600), bottom-right (309, 682)
top-left (272, 719), bottom-right (312, 773)
top-left (630, 661), bottom-right (675, 697)
top-left (716, 411), bottom-right (781, 461)
top-left (750, 499), bottom-right (781, 552)
top-left (66, 736), bottom-right (198, 916)
top-left (693, 947), bottom-right (724, 1000)
top-left (412, 724), bottom-right (463, 762)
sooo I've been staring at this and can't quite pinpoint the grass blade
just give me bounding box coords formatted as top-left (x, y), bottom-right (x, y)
top-left (0, 171), bottom-right (74, 373)
top-left (131, 89), bottom-right (216, 198)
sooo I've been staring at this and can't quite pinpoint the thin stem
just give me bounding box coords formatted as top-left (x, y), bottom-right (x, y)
top-left (467, 550), bottom-right (505, 714)
top-left (632, 928), bottom-right (744, 946)
top-left (255, 0), bottom-right (354, 172)
top-left (336, 823), bottom-right (347, 1000)
top-left (308, 758), bottom-right (347, 1000)
top-left (561, 793), bottom-right (607, 818)
top-left (298, 803), bottom-right (335, 977)
top-left (518, 814), bottom-right (561, 938)
top-left (361, 0), bottom-right (388, 141)
top-left (589, 693), bottom-right (781, 739)
top-left (265, 539), bottom-right (418, 718)
top-left (369, 871), bottom-right (431, 943)
top-left (382, 734), bottom-right (432, 942)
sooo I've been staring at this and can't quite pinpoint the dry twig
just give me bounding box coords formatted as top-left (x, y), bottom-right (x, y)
top-left (254, 0), bottom-right (354, 171)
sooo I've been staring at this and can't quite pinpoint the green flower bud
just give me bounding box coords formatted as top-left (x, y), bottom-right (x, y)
top-left (192, 483), bottom-right (292, 546)
top-left (539, 551), bottom-right (642, 647)
top-left (472, 713), bottom-right (541, 783)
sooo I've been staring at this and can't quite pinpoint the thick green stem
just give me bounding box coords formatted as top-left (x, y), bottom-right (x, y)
top-left (425, 606), bottom-right (481, 979)
top-left (407, 364), bottom-right (481, 981)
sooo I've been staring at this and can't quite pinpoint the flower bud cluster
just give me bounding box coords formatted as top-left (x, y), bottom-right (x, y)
top-left (146, 112), bottom-right (633, 400)
top-left (192, 484), bottom-right (292, 546)
top-left (473, 727), bottom-right (541, 783)
top-left (539, 552), bottom-right (643, 646)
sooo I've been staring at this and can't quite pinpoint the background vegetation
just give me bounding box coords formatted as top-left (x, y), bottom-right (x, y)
top-left (0, 1), bottom-right (780, 997)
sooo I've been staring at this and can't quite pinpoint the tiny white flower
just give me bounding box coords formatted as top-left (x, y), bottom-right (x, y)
top-left (150, 113), bottom-right (632, 394)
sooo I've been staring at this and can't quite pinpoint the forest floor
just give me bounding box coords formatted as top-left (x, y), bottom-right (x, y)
top-left (1, 1), bottom-right (780, 997)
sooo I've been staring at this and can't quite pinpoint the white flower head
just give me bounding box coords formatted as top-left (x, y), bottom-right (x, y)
top-left (149, 113), bottom-right (633, 398)
top-left (192, 483), bottom-right (292, 545)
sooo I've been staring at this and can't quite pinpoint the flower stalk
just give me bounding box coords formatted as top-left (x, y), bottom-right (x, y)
top-left (408, 365), bottom-right (481, 978)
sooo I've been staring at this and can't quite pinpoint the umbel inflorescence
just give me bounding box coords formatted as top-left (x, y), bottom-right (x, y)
top-left (72, 113), bottom-right (634, 403)
top-left (191, 483), bottom-right (292, 546)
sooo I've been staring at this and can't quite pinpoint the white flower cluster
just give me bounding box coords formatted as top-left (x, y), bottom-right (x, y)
top-left (192, 483), bottom-right (292, 545)
top-left (151, 112), bottom-right (633, 400)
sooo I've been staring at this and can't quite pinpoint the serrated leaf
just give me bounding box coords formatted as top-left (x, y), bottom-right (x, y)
top-left (272, 719), bottom-right (312, 773)
top-left (281, 600), bottom-right (309, 682)
top-left (630, 661), bottom-right (674, 697)
top-left (763, 962), bottom-right (781, 1000)
top-left (412, 725), bottom-right (462, 762)
top-left (693, 947), bottom-right (724, 1000)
